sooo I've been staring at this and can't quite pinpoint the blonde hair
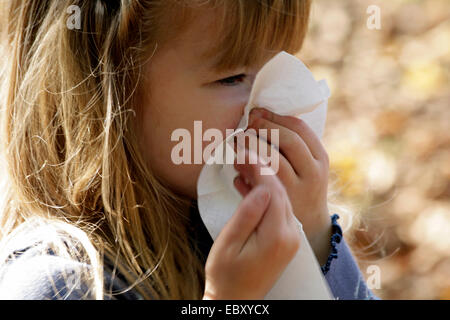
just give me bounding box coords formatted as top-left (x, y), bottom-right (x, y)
top-left (0, 0), bottom-right (312, 299)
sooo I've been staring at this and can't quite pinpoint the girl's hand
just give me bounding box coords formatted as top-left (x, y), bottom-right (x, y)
top-left (246, 108), bottom-right (332, 265)
top-left (203, 150), bottom-right (301, 300)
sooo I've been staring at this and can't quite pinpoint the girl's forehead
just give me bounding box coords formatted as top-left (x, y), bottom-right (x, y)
top-left (158, 7), bottom-right (230, 72)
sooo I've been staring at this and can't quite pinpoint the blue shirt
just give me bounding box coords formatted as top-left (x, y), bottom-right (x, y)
top-left (0, 206), bottom-right (378, 300)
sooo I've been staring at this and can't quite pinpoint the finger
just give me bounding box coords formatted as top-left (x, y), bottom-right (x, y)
top-left (216, 184), bottom-right (271, 252)
top-left (234, 149), bottom-right (288, 229)
top-left (234, 149), bottom-right (278, 185)
top-left (233, 175), bottom-right (251, 196)
top-left (233, 129), bottom-right (296, 183)
top-left (252, 108), bottom-right (328, 163)
top-left (248, 115), bottom-right (315, 177)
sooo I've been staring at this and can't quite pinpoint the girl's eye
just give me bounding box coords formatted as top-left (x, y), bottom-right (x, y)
top-left (217, 74), bottom-right (246, 86)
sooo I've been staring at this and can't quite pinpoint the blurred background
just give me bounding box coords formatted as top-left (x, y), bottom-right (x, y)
top-left (299, 0), bottom-right (449, 299)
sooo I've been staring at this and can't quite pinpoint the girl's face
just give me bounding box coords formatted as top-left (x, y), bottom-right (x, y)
top-left (138, 7), bottom-right (274, 199)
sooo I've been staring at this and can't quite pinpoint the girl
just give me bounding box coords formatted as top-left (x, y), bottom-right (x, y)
top-left (0, 0), bottom-right (377, 300)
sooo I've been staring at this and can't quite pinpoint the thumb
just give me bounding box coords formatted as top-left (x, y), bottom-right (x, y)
top-left (215, 185), bottom-right (271, 252)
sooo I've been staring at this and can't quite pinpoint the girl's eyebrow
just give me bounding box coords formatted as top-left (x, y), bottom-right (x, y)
top-left (194, 43), bottom-right (236, 74)
top-left (192, 55), bottom-right (228, 77)
top-left (195, 51), bottom-right (221, 72)
top-left (192, 41), bottom-right (248, 76)
top-left (197, 53), bottom-right (246, 76)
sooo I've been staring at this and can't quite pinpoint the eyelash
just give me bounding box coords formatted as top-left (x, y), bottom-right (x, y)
top-left (217, 74), bottom-right (246, 86)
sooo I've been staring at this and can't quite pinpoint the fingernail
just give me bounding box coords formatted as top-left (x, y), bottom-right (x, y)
top-left (233, 175), bottom-right (246, 187)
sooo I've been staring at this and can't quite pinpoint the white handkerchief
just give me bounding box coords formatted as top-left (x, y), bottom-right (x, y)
top-left (197, 51), bottom-right (333, 299)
